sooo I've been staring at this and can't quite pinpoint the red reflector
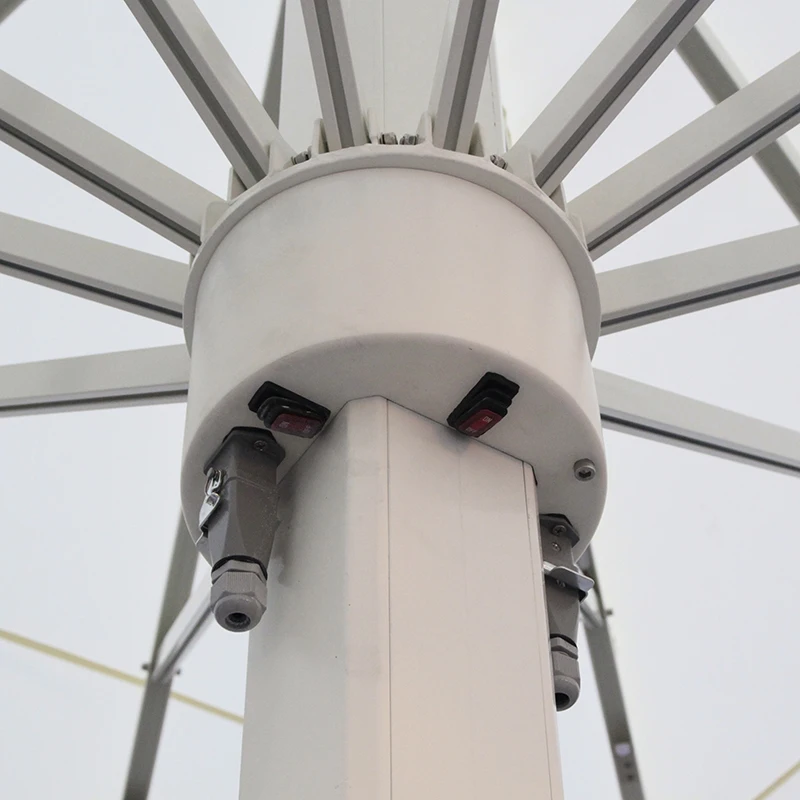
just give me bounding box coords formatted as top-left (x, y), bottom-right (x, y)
top-left (270, 412), bottom-right (324, 438)
top-left (457, 408), bottom-right (503, 437)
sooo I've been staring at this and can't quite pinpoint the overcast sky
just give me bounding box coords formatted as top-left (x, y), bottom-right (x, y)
top-left (1, 1), bottom-right (799, 798)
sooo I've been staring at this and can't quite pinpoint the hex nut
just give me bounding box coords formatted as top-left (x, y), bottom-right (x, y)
top-left (210, 560), bottom-right (267, 632)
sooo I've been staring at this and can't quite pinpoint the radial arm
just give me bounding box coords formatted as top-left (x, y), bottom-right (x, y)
top-left (0, 70), bottom-right (219, 251)
top-left (429, 0), bottom-right (500, 152)
top-left (299, 0), bottom-right (368, 149)
top-left (679, 20), bottom-right (800, 220)
top-left (596, 370), bottom-right (800, 476)
top-left (571, 50), bottom-right (800, 256)
top-left (0, 346), bottom-right (189, 416)
top-left (598, 225), bottom-right (800, 334)
top-left (123, 517), bottom-right (198, 800)
top-left (0, 212), bottom-right (186, 325)
top-left (506, 0), bottom-right (714, 193)
top-left (0, 0), bottom-right (24, 24)
top-left (124, 0), bottom-right (294, 185)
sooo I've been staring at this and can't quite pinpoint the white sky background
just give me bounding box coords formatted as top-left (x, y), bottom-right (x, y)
top-left (0, 0), bottom-right (799, 798)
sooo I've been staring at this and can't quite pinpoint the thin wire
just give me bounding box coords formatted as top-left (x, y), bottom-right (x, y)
top-left (751, 759), bottom-right (800, 800)
top-left (0, 626), bottom-right (243, 725)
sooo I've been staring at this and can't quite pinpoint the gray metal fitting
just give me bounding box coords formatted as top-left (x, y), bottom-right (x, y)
top-left (550, 636), bottom-right (580, 710)
top-left (399, 133), bottom-right (419, 145)
top-left (201, 427), bottom-right (285, 633)
top-left (292, 149), bottom-right (312, 165)
top-left (540, 514), bottom-right (593, 711)
top-left (378, 132), bottom-right (398, 145)
top-left (210, 559), bottom-right (267, 632)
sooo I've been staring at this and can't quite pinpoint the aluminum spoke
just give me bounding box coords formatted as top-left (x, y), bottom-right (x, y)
top-left (0, 70), bottom-right (218, 252)
top-left (0, 212), bottom-right (186, 324)
top-left (580, 549), bottom-right (646, 800)
top-left (596, 370), bottom-right (800, 477)
top-left (0, 346), bottom-right (189, 417)
top-left (124, 0), bottom-right (294, 186)
top-left (506, 0), bottom-right (713, 194)
top-left (123, 517), bottom-right (198, 800)
top-left (149, 583), bottom-right (211, 685)
top-left (262, 0), bottom-right (287, 123)
top-left (571, 51), bottom-right (800, 257)
top-left (679, 20), bottom-right (800, 221)
top-left (429, 0), bottom-right (499, 152)
top-left (599, 225), bottom-right (800, 334)
top-left (0, 0), bottom-right (24, 24)
top-left (299, 0), bottom-right (367, 149)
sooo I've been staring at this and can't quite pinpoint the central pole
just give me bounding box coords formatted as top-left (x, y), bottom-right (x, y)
top-left (239, 398), bottom-right (564, 798)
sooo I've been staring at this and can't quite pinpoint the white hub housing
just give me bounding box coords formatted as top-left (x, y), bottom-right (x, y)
top-left (181, 145), bottom-right (605, 557)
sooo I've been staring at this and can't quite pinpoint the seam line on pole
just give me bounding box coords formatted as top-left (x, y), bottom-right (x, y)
top-left (535, 0), bottom-right (704, 188)
top-left (384, 398), bottom-right (394, 799)
top-left (587, 103), bottom-right (800, 253)
top-left (0, 119), bottom-right (201, 247)
top-left (135, 0), bottom-right (268, 182)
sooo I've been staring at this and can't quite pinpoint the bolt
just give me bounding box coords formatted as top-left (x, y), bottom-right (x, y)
top-left (490, 154), bottom-right (508, 170)
top-left (291, 149), bottom-right (311, 165)
top-left (399, 134), bottom-right (419, 145)
top-left (551, 541), bottom-right (562, 552)
top-left (552, 524), bottom-right (567, 537)
top-left (254, 440), bottom-right (269, 451)
top-left (556, 580), bottom-right (566, 589)
top-left (379, 132), bottom-right (398, 145)
top-left (573, 458), bottom-right (597, 482)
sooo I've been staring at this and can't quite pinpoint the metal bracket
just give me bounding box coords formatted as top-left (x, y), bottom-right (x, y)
top-left (198, 468), bottom-right (224, 535)
top-left (539, 514), bottom-right (593, 711)
top-left (543, 562), bottom-right (594, 599)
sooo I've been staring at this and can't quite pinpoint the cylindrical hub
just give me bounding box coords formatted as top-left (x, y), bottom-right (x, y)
top-left (182, 146), bottom-right (606, 558)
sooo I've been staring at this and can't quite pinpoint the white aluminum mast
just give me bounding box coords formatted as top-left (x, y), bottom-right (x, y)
top-left (2, 1), bottom-right (800, 799)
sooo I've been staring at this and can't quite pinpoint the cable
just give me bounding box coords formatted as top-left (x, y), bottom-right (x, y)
top-left (0, 626), bottom-right (243, 725)
top-left (751, 758), bottom-right (800, 800)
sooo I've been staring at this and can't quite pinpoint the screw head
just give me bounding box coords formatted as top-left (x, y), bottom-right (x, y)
top-left (489, 154), bottom-right (508, 170)
top-left (573, 458), bottom-right (597, 482)
top-left (254, 440), bottom-right (268, 451)
top-left (552, 524), bottom-right (567, 537)
top-left (551, 541), bottom-right (562, 552)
